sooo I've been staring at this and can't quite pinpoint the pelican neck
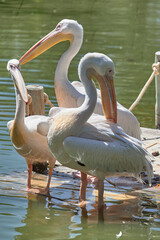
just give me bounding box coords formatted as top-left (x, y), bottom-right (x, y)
top-left (55, 33), bottom-right (83, 86)
top-left (14, 88), bottom-right (25, 125)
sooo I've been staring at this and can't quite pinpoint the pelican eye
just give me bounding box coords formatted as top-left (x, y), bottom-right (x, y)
top-left (107, 68), bottom-right (114, 76)
top-left (10, 63), bottom-right (20, 70)
top-left (56, 23), bottom-right (62, 31)
top-left (9, 64), bottom-right (16, 70)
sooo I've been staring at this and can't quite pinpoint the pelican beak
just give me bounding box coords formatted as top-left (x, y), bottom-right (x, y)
top-left (19, 28), bottom-right (74, 65)
top-left (98, 75), bottom-right (117, 123)
top-left (7, 61), bottom-right (28, 103)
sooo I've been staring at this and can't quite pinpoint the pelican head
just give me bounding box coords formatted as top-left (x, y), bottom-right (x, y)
top-left (79, 53), bottom-right (117, 123)
top-left (7, 59), bottom-right (28, 103)
top-left (19, 19), bottom-right (83, 65)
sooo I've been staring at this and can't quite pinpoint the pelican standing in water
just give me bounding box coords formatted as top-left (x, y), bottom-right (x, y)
top-left (7, 59), bottom-right (56, 194)
top-left (19, 19), bottom-right (141, 139)
top-left (37, 53), bottom-right (153, 207)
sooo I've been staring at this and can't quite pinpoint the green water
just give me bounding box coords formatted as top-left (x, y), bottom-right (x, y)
top-left (1, 0), bottom-right (160, 239)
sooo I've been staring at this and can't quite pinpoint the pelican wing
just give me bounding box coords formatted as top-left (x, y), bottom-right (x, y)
top-left (37, 122), bottom-right (49, 136)
top-left (82, 114), bottom-right (142, 147)
top-left (116, 102), bottom-right (141, 139)
top-left (49, 106), bottom-right (65, 117)
top-left (72, 81), bottom-right (141, 139)
top-left (7, 115), bottom-right (50, 137)
top-left (24, 115), bottom-right (50, 136)
top-left (63, 136), bottom-right (153, 182)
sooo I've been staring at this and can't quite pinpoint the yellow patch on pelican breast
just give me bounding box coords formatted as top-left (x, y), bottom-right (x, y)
top-left (11, 122), bottom-right (25, 147)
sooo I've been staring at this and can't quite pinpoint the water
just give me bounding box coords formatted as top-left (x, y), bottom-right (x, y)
top-left (1, 0), bottom-right (160, 239)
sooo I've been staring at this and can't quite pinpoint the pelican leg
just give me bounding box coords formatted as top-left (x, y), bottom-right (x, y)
top-left (27, 163), bottom-right (32, 190)
top-left (79, 172), bottom-right (87, 207)
top-left (44, 167), bottom-right (53, 194)
top-left (27, 163), bottom-right (40, 194)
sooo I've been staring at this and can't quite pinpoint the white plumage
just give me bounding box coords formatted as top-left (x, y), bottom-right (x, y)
top-left (7, 59), bottom-right (55, 194)
top-left (46, 53), bottom-right (153, 206)
top-left (19, 19), bottom-right (141, 139)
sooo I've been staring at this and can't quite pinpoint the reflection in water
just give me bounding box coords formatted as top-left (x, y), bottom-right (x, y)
top-left (70, 193), bottom-right (160, 240)
top-left (14, 188), bottom-right (160, 240)
top-left (15, 194), bottom-right (74, 240)
top-left (0, 170), bottom-right (160, 240)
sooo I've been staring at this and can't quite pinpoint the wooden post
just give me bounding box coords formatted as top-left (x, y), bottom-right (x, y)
top-left (26, 85), bottom-right (45, 115)
top-left (155, 51), bottom-right (160, 129)
top-left (26, 84), bottom-right (48, 174)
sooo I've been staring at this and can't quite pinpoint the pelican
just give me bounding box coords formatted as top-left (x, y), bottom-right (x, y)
top-left (7, 59), bottom-right (56, 194)
top-left (19, 19), bottom-right (141, 139)
top-left (37, 53), bottom-right (153, 207)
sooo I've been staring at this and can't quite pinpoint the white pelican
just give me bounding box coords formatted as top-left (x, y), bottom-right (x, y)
top-left (19, 19), bottom-right (141, 139)
top-left (7, 59), bottom-right (56, 194)
top-left (37, 53), bottom-right (153, 207)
